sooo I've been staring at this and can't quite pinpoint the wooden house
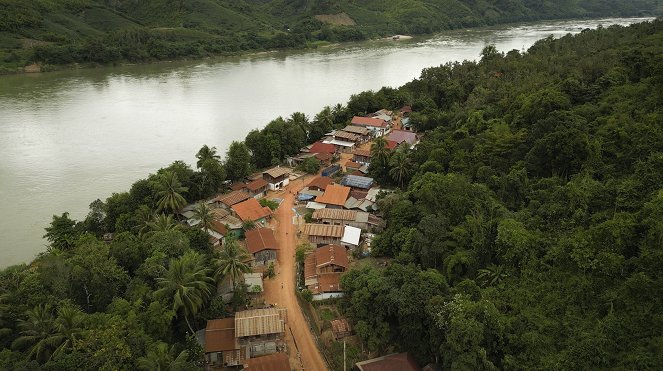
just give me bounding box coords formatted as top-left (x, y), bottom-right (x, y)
top-left (262, 167), bottom-right (290, 191)
top-left (245, 227), bottom-right (278, 266)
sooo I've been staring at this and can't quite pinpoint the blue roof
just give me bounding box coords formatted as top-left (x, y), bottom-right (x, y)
top-left (340, 175), bottom-right (374, 189)
top-left (297, 194), bottom-right (315, 201)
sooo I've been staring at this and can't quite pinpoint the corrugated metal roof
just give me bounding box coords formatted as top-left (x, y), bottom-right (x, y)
top-left (342, 125), bottom-right (370, 135)
top-left (243, 352), bottom-right (290, 371)
top-left (341, 226), bottom-right (361, 246)
top-left (302, 223), bottom-right (344, 237)
top-left (312, 208), bottom-right (357, 221)
top-left (315, 184), bottom-right (351, 206)
top-left (340, 175), bottom-right (374, 189)
top-left (351, 116), bottom-right (388, 128)
top-left (215, 190), bottom-right (251, 206)
top-left (235, 308), bottom-right (286, 337)
top-left (205, 318), bottom-right (237, 352)
top-left (263, 167), bottom-right (290, 178)
top-left (232, 198), bottom-right (271, 222)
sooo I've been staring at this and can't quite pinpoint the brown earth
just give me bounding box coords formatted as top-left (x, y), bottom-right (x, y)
top-left (315, 13), bottom-right (356, 26)
top-left (263, 175), bottom-right (329, 371)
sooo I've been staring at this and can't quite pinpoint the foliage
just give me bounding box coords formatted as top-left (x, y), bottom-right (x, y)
top-left (339, 19), bottom-right (663, 369)
top-left (265, 262), bottom-right (276, 279)
top-left (259, 198), bottom-right (279, 211)
top-left (214, 239), bottom-right (252, 289)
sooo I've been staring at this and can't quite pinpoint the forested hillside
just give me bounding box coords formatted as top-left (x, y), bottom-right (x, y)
top-left (0, 0), bottom-right (660, 72)
top-left (340, 19), bottom-right (663, 369)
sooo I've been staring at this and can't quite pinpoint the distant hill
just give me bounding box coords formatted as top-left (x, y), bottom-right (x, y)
top-left (0, 0), bottom-right (660, 72)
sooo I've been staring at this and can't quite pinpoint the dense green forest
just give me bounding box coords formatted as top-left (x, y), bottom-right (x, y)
top-left (1, 17), bottom-right (662, 370)
top-left (0, 0), bottom-right (661, 72)
top-left (341, 19), bottom-right (663, 369)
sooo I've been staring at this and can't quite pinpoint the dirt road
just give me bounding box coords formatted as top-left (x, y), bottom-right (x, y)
top-left (264, 178), bottom-right (329, 371)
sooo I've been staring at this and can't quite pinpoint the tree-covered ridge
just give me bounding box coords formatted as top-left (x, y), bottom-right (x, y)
top-left (340, 19), bottom-right (663, 369)
top-left (0, 0), bottom-right (661, 72)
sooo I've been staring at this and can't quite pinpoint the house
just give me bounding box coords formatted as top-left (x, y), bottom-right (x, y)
top-left (315, 184), bottom-right (351, 209)
top-left (211, 209), bottom-right (244, 239)
top-left (242, 352), bottom-right (290, 371)
top-left (345, 161), bottom-right (362, 172)
top-left (370, 109), bottom-right (393, 125)
top-left (204, 318), bottom-right (245, 367)
top-left (329, 129), bottom-right (361, 143)
top-left (386, 129), bottom-right (418, 147)
top-left (314, 152), bottom-right (333, 166)
top-left (245, 228), bottom-right (278, 266)
top-left (246, 178), bottom-right (269, 199)
top-left (340, 175), bottom-right (374, 190)
top-left (352, 149), bottom-right (372, 165)
top-left (331, 319), bottom-right (352, 340)
top-left (340, 225), bottom-right (361, 249)
top-left (322, 138), bottom-right (356, 153)
top-left (235, 308), bottom-right (287, 358)
top-left (344, 197), bottom-right (375, 212)
top-left (311, 208), bottom-right (370, 231)
top-left (341, 125), bottom-right (371, 142)
top-left (355, 352), bottom-right (421, 371)
top-left (230, 182), bottom-right (249, 192)
top-left (212, 190), bottom-right (252, 210)
top-left (302, 224), bottom-right (345, 246)
top-left (308, 141), bottom-right (337, 155)
top-left (350, 116), bottom-right (389, 137)
top-left (400, 105), bottom-right (412, 117)
top-left (232, 198), bottom-right (272, 224)
top-left (262, 167), bottom-right (290, 191)
top-left (307, 176), bottom-right (333, 191)
top-left (304, 244), bottom-right (348, 300)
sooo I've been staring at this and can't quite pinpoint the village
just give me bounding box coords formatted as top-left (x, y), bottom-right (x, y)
top-left (181, 106), bottom-right (425, 371)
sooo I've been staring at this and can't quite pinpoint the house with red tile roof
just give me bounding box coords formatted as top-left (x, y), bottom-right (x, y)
top-left (315, 184), bottom-right (351, 209)
top-left (386, 129), bottom-right (419, 147)
top-left (304, 244), bottom-right (348, 300)
top-left (356, 353), bottom-right (421, 371)
top-left (204, 318), bottom-right (245, 367)
top-left (309, 141), bottom-right (337, 155)
top-left (245, 228), bottom-right (278, 265)
top-left (351, 116), bottom-right (389, 137)
top-left (232, 198), bottom-right (272, 223)
top-left (246, 178), bottom-right (268, 199)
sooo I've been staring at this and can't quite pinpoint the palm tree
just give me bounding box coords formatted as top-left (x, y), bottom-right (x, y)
top-left (195, 145), bottom-right (220, 169)
top-left (443, 250), bottom-right (475, 283)
top-left (156, 251), bottom-right (215, 334)
top-left (192, 202), bottom-right (214, 233)
top-left (389, 148), bottom-right (413, 187)
top-left (215, 238), bottom-right (252, 290)
top-left (137, 342), bottom-right (190, 371)
top-left (147, 213), bottom-right (177, 232)
top-left (50, 306), bottom-right (84, 358)
top-left (155, 171), bottom-right (188, 214)
top-left (370, 136), bottom-right (390, 164)
top-left (477, 264), bottom-right (509, 287)
top-left (11, 304), bottom-right (57, 363)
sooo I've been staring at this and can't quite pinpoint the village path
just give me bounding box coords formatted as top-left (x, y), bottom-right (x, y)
top-left (263, 176), bottom-right (329, 371)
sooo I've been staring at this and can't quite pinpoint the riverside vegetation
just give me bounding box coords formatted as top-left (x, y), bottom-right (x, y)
top-left (0, 0), bottom-right (661, 73)
top-left (1, 18), bottom-right (662, 370)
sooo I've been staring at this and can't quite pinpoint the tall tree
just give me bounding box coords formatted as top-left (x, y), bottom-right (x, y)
top-left (191, 202), bottom-right (214, 234)
top-left (155, 171), bottom-right (188, 214)
top-left (389, 147), bottom-right (414, 187)
top-left (195, 145), bottom-right (220, 169)
top-left (225, 141), bottom-right (251, 181)
top-left (11, 304), bottom-right (57, 363)
top-left (43, 212), bottom-right (80, 251)
top-left (137, 342), bottom-right (190, 371)
top-left (215, 238), bottom-right (252, 289)
top-left (50, 306), bottom-right (84, 358)
top-left (147, 214), bottom-right (178, 232)
top-left (156, 251), bottom-right (215, 334)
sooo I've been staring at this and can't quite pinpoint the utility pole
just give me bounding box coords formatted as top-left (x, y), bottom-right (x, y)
top-left (343, 339), bottom-right (346, 371)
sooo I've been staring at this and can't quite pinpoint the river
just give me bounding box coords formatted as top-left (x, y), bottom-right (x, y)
top-left (0, 17), bottom-right (652, 267)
